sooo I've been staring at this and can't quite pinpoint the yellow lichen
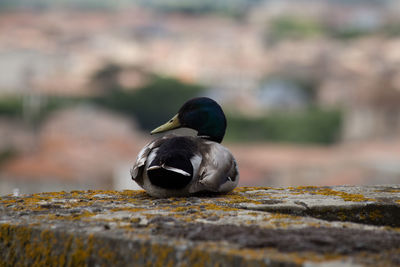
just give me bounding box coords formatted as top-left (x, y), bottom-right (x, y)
top-left (109, 207), bottom-right (146, 213)
top-left (98, 246), bottom-right (117, 264)
top-left (2, 187), bottom-right (398, 266)
top-left (0, 224), bottom-right (107, 267)
top-left (290, 187), bottom-right (375, 202)
top-left (183, 248), bottom-right (212, 267)
top-left (368, 209), bottom-right (384, 220)
top-left (224, 192), bottom-right (263, 205)
top-left (374, 189), bottom-right (400, 193)
top-left (69, 235), bottom-right (94, 266)
top-left (337, 211), bottom-right (347, 221)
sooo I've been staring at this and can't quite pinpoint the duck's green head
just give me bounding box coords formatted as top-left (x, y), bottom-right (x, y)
top-left (151, 97), bottom-right (227, 143)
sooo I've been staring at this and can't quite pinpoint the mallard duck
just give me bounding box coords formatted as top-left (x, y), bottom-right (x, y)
top-left (131, 97), bottom-right (239, 197)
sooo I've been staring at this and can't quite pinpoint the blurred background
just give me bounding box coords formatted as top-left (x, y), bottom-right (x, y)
top-left (1, 0), bottom-right (400, 195)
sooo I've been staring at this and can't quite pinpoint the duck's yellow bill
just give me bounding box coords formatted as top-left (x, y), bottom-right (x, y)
top-left (150, 114), bottom-right (181, 134)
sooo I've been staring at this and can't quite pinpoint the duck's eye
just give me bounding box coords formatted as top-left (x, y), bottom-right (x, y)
top-left (169, 120), bottom-right (173, 123)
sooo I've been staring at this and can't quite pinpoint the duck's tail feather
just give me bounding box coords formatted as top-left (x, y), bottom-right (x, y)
top-left (147, 154), bottom-right (194, 189)
top-left (147, 164), bottom-right (191, 177)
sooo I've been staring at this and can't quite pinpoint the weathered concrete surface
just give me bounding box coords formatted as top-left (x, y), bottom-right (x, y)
top-left (1, 185), bottom-right (400, 266)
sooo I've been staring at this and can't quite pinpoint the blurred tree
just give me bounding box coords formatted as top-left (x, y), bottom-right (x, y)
top-left (329, 27), bottom-right (372, 40)
top-left (142, 0), bottom-right (259, 18)
top-left (0, 97), bottom-right (23, 117)
top-left (381, 23), bottom-right (400, 37)
top-left (90, 64), bottom-right (122, 93)
top-left (92, 76), bottom-right (205, 130)
top-left (267, 16), bottom-right (323, 43)
top-left (226, 108), bottom-right (342, 144)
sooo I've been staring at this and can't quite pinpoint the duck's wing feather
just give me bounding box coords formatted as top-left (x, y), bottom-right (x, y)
top-left (189, 141), bottom-right (239, 193)
top-left (130, 135), bottom-right (171, 183)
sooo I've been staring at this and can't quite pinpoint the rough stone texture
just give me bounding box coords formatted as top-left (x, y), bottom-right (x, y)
top-left (1, 185), bottom-right (400, 266)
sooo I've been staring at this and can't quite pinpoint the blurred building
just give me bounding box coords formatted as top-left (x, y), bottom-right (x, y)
top-left (233, 141), bottom-right (400, 187)
top-left (0, 105), bottom-right (144, 195)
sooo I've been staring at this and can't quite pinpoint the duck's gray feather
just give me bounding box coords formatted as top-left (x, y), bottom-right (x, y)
top-left (190, 141), bottom-right (239, 193)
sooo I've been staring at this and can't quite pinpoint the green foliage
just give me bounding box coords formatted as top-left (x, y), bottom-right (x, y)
top-left (381, 23), bottom-right (400, 37)
top-left (38, 96), bottom-right (84, 122)
top-left (268, 16), bottom-right (323, 41)
top-left (0, 74), bottom-right (340, 145)
top-left (92, 76), bottom-right (205, 130)
top-left (0, 95), bottom-right (83, 125)
top-left (90, 64), bottom-right (122, 92)
top-left (141, 0), bottom-right (256, 17)
top-left (328, 22), bottom-right (400, 40)
top-left (0, 75), bottom-right (204, 131)
top-left (266, 15), bottom-right (395, 42)
top-left (226, 108), bottom-right (342, 144)
top-left (0, 0), bottom-right (256, 15)
top-left (329, 27), bottom-right (372, 40)
top-left (0, 97), bottom-right (23, 117)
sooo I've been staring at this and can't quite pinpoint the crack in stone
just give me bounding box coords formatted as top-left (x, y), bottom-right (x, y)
top-left (294, 201), bottom-right (310, 210)
top-left (232, 202), bottom-right (400, 227)
top-left (152, 221), bottom-right (400, 257)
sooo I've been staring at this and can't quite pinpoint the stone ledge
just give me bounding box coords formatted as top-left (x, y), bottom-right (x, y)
top-left (1, 185), bottom-right (400, 266)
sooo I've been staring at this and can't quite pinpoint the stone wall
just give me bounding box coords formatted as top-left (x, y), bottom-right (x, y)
top-left (1, 185), bottom-right (400, 266)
